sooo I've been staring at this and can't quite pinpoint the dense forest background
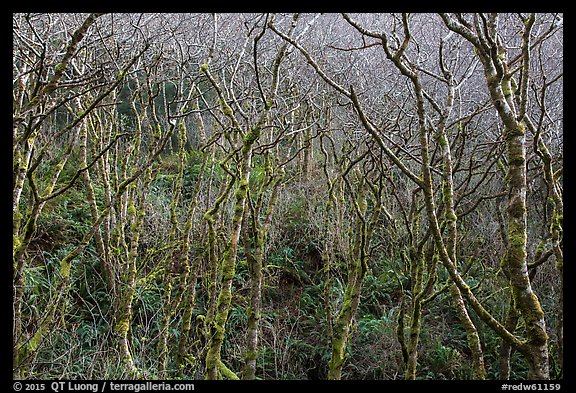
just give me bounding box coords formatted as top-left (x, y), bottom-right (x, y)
top-left (13, 13), bottom-right (563, 380)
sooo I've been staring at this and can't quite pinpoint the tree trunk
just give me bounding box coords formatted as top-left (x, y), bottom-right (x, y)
top-left (504, 125), bottom-right (548, 380)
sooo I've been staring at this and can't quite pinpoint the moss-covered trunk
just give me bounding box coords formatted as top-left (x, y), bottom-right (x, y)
top-left (175, 151), bottom-right (210, 378)
top-left (504, 125), bottom-right (548, 380)
top-left (535, 124), bottom-right (563, 378)
top-left (114, 170), bottom-right (152, 378)
top-left (404, 294), bottom-right (423, 380)
top-left (204, 129), bottom-right (258, 380)
top-left (403, 214), bottom-right (425, 380)
top-left (436, 13), bottom-right (551, 378)
top-left (499, 296), bottom-right (520, 379)
top-left (204, 175), bottom-right (249, 380)
top-left (328, 175), bottom-right (376, 380)
top-left (450, 283), bottom-right (486, 379)
top-left (202, 22), bottom-right (290, 377)
top-left (157, 119), bottom-right (188, 378)
top-left (13, 135), bottom-right (76, 379)
top-left (241, 227), bottom-right (263, 380)
top-left (240, 201), bottom-right (259, 380)
top-left (241, 163), bottom-right (283, 380)
top-left (440, 128), bottom-right (486, 380)
top-left (327, 271), bottom-right (363, 380)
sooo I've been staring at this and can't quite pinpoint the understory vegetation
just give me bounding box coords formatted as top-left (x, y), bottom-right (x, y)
top-left (13, 13), bottom-right (562, 380)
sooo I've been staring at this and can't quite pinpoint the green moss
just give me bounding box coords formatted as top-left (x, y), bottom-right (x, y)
top-left (555, 256), bottom-right (563, 271)
top-left (220, 99), bottom-right (233, 117)
top-left (13, 235), bottom-right (22, 256)
top-left (127, 201), bottom-right (137, 216)
top-left (550, 209), bottom-right (562, 231)
top-left (14, 208), bottom-right (23, 221)
top-left (130, 221), bottom-right (138, 233)
top-left (55, 63), bottom-right (67, 73)
top-left (219, 361), bottom-right (239, 380)
top-left (441, 180), bottom-right (448, 198)
top-left (205, 357), bottom-right (220, 380)
top-left (235, 180), bottom-right (248, 200)
top-left (23, 328), bottom-right (45, 355)
top-left (508, 222), bottom-right (526, 249)
top-left (220, 257), bottom-right (235, 282)
top-left (328, 328), bottom-right (347, 379)
top-left (506, 153), bottom-right (525, 169)
top-left (328, 285), bottom-right (354, 379)
top-left (437, 133), bottom-right (448, 149)
top-left (200, 63), bottom-right (209, 73)
top-left (244, 349), bottom-right (257, 362)
top-left (243, 126), bottom-right (261, 147)
top-left (501, 80), bottom-right (513, 99)
top-left (506, 123), bottom-right (526, 141)
top-left (517, 122), bottom-right (526, 134)
top-left (255, 231), bottom-right (265, 249)
top-left (510, 78), bottom-right (519, 95)
top-left (512, 287), bottom-right (547, 345)
top-left (204, 211), bottom-right (214, 223)
top-left (330, 333), bottom-right (345, 355)
top-left (115, 318), bottom-right (130, 334)
top-left (61, 258), bottom-right (72, 279)
top-left (445, 211), bottom-right (457, 224)
top-left (535, 240), bottom-right (546, 255)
